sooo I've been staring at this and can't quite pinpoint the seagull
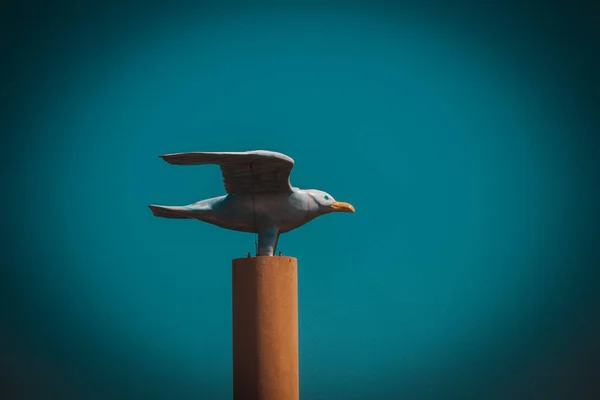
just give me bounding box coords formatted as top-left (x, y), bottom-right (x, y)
top-left (149, 150), bottom-right (355, 256)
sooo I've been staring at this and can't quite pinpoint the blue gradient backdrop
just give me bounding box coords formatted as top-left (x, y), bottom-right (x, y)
top-left (1, 1), bottom-right (599, 399)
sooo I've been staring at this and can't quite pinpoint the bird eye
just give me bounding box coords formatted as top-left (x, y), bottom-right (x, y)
top-left (324, 195), bottom-right (330, 200)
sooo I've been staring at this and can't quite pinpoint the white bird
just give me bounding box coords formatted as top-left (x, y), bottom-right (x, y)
top-left (149, 150), bottom-right (355, 256)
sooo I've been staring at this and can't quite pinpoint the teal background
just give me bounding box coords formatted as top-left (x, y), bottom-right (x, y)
top-left (1, 1), bottom-right (599, 399)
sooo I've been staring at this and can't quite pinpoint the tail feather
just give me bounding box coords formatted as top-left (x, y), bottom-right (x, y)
top-left (149, 205), bottom-right (194, 219)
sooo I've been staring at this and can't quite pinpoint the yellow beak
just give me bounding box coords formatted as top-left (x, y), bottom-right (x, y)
top-left (331, 201), bottom-right (355, 213)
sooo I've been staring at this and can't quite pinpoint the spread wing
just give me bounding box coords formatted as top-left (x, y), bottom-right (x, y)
top-left (160, 150), bottom-right (295, 195)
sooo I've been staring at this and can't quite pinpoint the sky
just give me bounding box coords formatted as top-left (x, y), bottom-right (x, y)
top-left (1, 1), bottom-right (599, 399)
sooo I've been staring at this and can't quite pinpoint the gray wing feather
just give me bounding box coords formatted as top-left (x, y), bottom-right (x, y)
top-left (160, 150), bottom-right (295, 195)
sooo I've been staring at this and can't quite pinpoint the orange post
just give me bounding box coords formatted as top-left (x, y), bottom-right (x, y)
top-left (232, 256), bottom-right (299, 400)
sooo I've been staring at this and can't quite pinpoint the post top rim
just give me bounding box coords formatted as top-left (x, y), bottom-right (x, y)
top-left (232, 255), bottom-right (297, 262)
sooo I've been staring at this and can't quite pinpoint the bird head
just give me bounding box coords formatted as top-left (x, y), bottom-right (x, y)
top-left (307, 190), bottom-right (355, 215)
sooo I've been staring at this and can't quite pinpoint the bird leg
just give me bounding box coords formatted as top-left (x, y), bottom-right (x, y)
top-left (257, 226), bottom-right (280, 256)
top-left (273, 233), bottom-right (281, 255)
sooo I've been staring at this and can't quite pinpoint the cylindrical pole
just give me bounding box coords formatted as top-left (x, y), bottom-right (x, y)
top-left (232, 256), bottom-right (299, 400)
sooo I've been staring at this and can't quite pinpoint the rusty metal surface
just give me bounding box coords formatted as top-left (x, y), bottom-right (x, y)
top-left (232, 256), bottom-right (299, 400)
